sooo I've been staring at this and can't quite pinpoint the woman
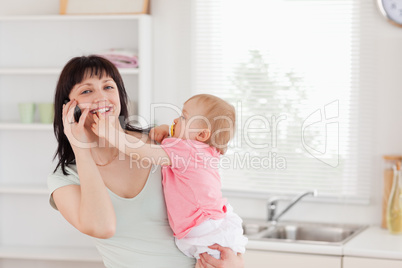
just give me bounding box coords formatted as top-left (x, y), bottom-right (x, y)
top-left (48, 55), bottom-right (244, 267)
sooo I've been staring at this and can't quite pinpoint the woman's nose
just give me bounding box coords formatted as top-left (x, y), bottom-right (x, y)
top-left (93, 90), bottom-right (107, 103)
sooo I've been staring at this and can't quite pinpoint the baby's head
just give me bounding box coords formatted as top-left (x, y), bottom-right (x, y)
top-left (173, 94), bottom-right (235, 154)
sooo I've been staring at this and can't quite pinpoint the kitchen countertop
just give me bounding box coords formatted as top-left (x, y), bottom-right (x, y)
top-left (246, 239), bottom-right (343, 256)
top-left (246, 226), bottom-right (402, 260)
top-left (343, 226), bottom-right (402, 260)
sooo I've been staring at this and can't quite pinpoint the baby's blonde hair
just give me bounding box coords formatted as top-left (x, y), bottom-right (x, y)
top-left (185, 94), bottom-right (235, 154)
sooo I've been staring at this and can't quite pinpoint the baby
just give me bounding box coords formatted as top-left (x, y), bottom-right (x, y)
top-left (92, 94), bottom-right (247, 259)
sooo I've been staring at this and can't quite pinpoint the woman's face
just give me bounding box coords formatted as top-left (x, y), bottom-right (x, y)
top-left (68, 73), bottom-right (121, 125)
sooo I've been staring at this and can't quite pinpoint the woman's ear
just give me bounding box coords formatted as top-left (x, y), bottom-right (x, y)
top-left (196, 129), bottom-right (211, 142)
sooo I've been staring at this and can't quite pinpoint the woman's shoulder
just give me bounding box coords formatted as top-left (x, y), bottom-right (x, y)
top-left (48, 165), bottom-right (80, 190)
top-left (51, 164), bottom-right (78, 177)
top-left (47, 164), bottom-right (80, 210)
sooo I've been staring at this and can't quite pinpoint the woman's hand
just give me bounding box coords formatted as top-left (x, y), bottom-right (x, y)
top-left (149, 124), bottom-right (170, 143)
top-left (91, 111), bottom-right (108, 139)
top-left (197, 244), bottom-right (244, 268)
top-left (63, 99), bottom-right (95, 149)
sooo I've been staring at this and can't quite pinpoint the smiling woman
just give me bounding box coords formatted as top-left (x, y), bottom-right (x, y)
top-left (48, 55), bottom-right (243, 268)
top-left (49, 55), bottom-right (197, 267)
top-left (53, 56), bottom-right (142, 174)
top-left (70, 77), bottom-right (118, 119)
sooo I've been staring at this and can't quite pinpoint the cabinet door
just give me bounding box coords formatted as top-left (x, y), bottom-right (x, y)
top-left (244, 250), bottom-right (341, 268)
top-left (343, 256), bottom-right (402, 268)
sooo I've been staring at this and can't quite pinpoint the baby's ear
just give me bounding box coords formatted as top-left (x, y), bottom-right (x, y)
top-left (196, 129), bottom-right (211, 142)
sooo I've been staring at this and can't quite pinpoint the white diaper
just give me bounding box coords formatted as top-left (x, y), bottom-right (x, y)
top-left (174, 204), bottom-right (248, 259)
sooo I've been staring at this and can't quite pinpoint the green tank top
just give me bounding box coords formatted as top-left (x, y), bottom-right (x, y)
top-left (48, 165), bottom-right (195, 268)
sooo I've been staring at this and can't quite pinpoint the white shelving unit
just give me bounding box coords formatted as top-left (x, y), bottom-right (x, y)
top-left (0, 68), bottom-right (139, 75)
top-left (0, 123), bottom-right (53, 130)
top-left (0, 184), bottom-right (48, 195)
top-left (0, 246), bottom-right (102, 261)
top-left (0, 14), bottom-right (145, 21)
top-left (0, 13), bottom-right (152, 268)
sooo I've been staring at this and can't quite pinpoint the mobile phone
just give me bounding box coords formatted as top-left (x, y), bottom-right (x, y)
top-left (64, 99), bottom-right (82, 123)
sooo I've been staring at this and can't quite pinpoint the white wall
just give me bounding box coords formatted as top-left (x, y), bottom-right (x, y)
top-left (0, 0), bottom-right (58, 15)
top-left (150, 0), bottom-right (192, 125)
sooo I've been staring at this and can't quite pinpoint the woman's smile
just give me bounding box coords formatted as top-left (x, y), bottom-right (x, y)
top-left (69, 74), bottom-right (121, 119)
top-left (90, 106), bottom-right (113, 115)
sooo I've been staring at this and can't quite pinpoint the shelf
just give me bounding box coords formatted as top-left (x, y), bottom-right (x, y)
top-left (0, 11), bottom-right (152, 266)
top-left (0, 68), bottom-right (139, 75)
top-left (0, 123), bottom-right (53, 131)
top-left (0, 246), bottom-right (102, 262)
top-left (0, 14), bottom-right (148, 22)
top-left (0, 184), bottom-right (48, 195)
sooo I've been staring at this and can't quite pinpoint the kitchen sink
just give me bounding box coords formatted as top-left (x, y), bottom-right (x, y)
top-left (243, 219), bottom-right (367, 245)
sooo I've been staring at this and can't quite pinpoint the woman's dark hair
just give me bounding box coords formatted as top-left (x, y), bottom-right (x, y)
top-left (53, 55), bottom-right (146, 175)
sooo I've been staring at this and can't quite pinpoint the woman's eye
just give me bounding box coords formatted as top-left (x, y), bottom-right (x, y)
top-left (105, 86), bottom-right (114, 90)
top-left (81, 89), bottom-right (91, 94)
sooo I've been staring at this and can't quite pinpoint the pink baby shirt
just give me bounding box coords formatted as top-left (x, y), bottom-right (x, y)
top-left (160, 138), bottom-right (227, 239)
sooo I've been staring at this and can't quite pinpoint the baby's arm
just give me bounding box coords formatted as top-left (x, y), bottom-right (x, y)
top-left (149, 124), bottom-right (170, 143)
top-left (91, 114), bottom-right (171, 166)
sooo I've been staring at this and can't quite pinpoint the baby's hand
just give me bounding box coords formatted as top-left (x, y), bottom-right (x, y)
top-left (149, 124), bottom-right (170, 143)
top-left (91, 112), bottom-right (108, 139)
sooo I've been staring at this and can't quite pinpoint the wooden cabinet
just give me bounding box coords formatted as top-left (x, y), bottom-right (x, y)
top-left (244, 250), bottom-right (341, 268)
top-left (343, 256), bottom-right (402, 268)
top-left (0, 13), bottom-right (151, 267)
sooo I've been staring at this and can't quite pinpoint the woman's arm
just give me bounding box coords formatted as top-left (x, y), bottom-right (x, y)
top-left (92, 113), bottom-right (171, 166)
top-left (53, 100), bottom-right (116, 239)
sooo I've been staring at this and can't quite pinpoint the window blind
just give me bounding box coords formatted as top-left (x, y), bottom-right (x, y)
top-left (191, 0), bottom-right (375, 203)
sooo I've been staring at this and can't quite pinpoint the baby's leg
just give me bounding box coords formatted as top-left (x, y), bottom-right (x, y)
top-left (195, 259), bottom-right (202, 268)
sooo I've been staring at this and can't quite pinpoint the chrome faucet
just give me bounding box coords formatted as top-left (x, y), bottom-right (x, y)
top-left (267, 190), bottom-right (318, 223)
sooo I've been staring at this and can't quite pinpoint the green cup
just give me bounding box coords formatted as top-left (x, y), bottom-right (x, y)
top-left (18, 103), bottom-right (36, 124)
top-left (38, 102), bottom-right (54, 124)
